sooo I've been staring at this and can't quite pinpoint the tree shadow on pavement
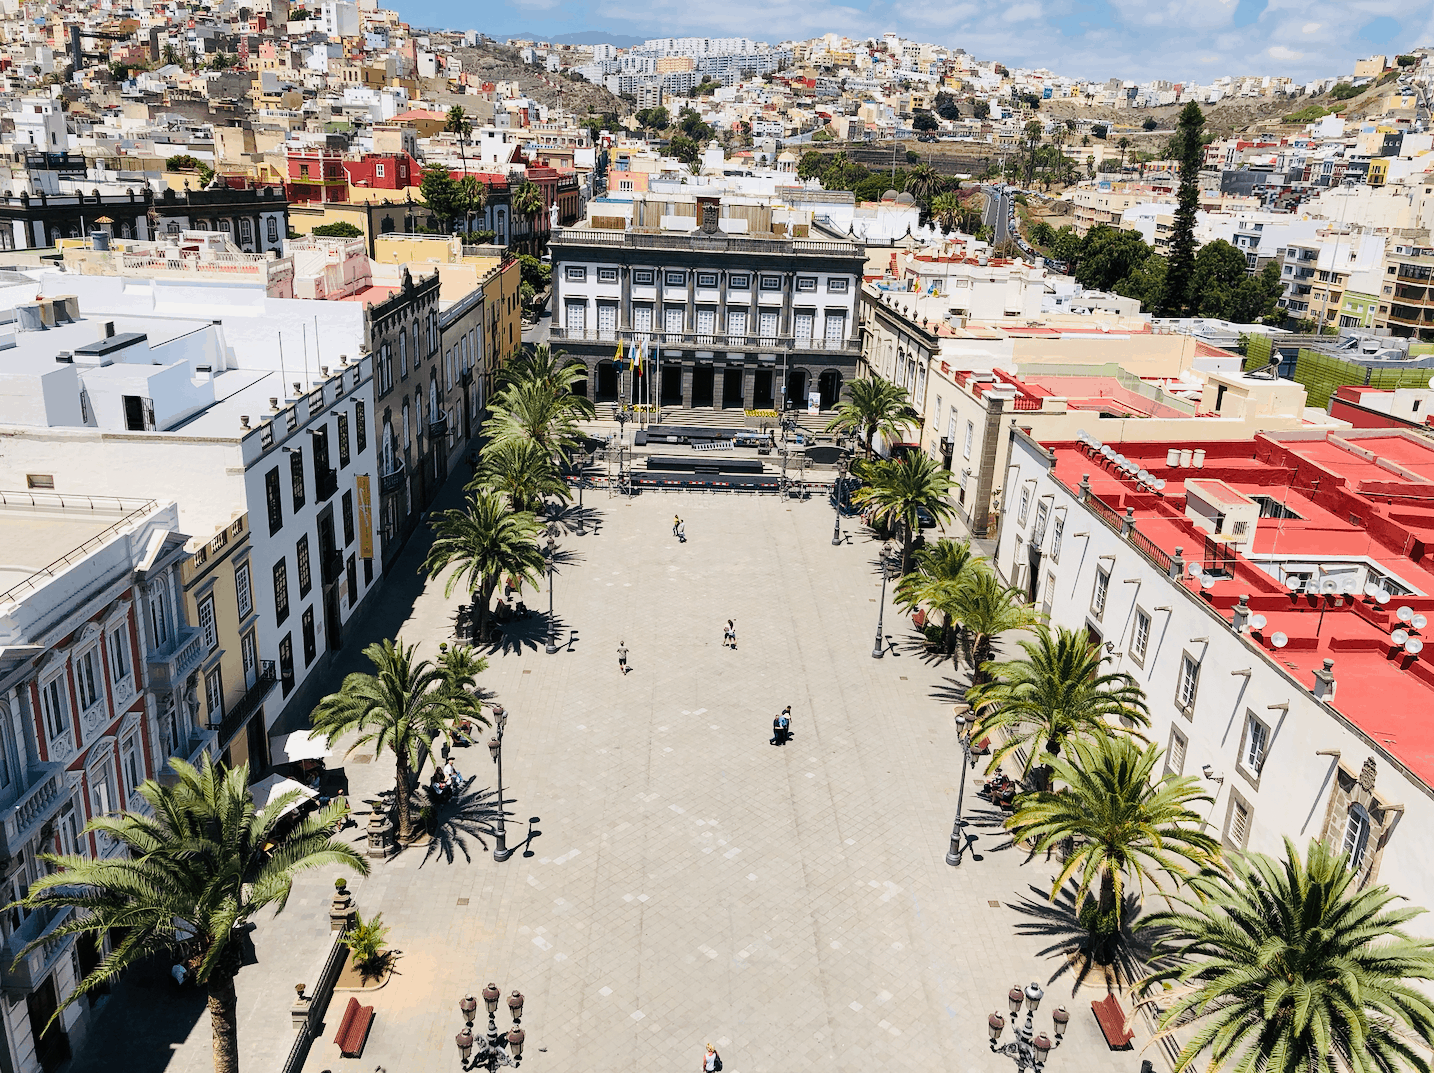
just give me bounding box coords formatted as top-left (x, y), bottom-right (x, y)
top-left (1005, 881), bottom-right (1178, 994)
top-left (67, 955), bottom-right (207, 1073)
top-left (419, 780), bottom-right (509, 866)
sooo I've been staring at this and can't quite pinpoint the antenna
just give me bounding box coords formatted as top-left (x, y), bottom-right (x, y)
top-left (1397, 605), bottom-right (1415, 623)
top-left (1188, 562), bottom-right (1203, 578)
top-left (1271, 631), bottom-right (1289, 648)
top-left (1377, 590), bottom-right (1391, 605)
top-left (1392, 628), bottom-right (1409, 646)
top-left (1320, 577), bottom-right (1339, 595)
top-left (1414, 614), bottom-right (1428, 630)
top-left (1200, 573), bottom-right (1217, 590)
top-left (1407, 638), bottom-right (1425, 655)
top-left (1249, 614), bottom-right (1267, 631)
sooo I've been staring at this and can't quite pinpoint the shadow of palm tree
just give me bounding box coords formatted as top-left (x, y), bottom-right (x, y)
top-left (1006, 881), bottom-right (1180, 994)
top-left (491, 613), bottom-right (568, 655)
top-left (419, 780), bottom-right (509, 866)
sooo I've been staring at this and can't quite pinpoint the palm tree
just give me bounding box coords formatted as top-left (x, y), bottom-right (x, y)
top-left (824, 375), bottom-right (918, 459)
top-left (424, 488), bottom-right (547, 644)
top-left (446, 105), bottom-right (471, 174)
top-left (930, 191), bottom-right (962, 233)
top-left (487, 376), bottom-right (589, 463)
top-left (473, 437), bottom-right (571, 514)
top-left (512, 181), bottom-right (546, 250)
top-left (948, 567), bottom-right (1041, 690)
top-left (906, 162), bottom-right (941, 209)
top-left (497, 344), bottom-right (593, 405)
top-left (966, 626), bottom-right (1149, 783)
top-left (1007, 736), bottom-right (1217, 945)
top-left (458, 175), bottom-right (487, 236)
top-left (895, 537), bottom-right (978, 656)
top-left (1117, 136), bottom-right (1131, 166)
top-left (310, 638), bottom-right (487, 842)
top-left (852, 452), bottom-right (958, 576)
top-left (1141, 838), bottom-right (1434, 1073)
top-left (7, 755), bottom-right (365, 1073)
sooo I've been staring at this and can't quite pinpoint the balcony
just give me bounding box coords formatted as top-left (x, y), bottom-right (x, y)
top-left (460, 367), bottom-right (474, 387)
top-left (146, 626), bottom-right (205, 691)
top-left (549, 327), bottom-right (862, 353)
top-left (428, 414), bottom-right (449, 439)
top-left (0, 763), bottom-right (67, 863)
top-left (320, 549), bottom-right (343, 587)
top-left (1, 904), bottom-right (74, 996)
top-left (213, 662), bottom-right (277, 748)
top-left (379, 459), bottom-right (406, 495)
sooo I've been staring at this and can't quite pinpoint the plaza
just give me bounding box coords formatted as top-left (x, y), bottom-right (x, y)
top-left (74, 480), bottom-right (1147, 1073)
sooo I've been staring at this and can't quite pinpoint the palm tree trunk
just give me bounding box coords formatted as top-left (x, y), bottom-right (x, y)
top-left (901, 522), bottom-right (913, 576)
top-left (207, 965), bottom-right (240, 1073)
top-left (394, 751), bottom-right (413, 841)
top-left (1096, 866), bottom-right (1117, 927)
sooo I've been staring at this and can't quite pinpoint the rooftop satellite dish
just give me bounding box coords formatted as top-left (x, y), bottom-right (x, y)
top-left (1271, 631), bottom-right (1289, 648)
top-left (1188, 562), bottom-right (1203, 578)
top-left (1392, 628), bottom-right (1410, 646)
top-left (1341, 577), bottom-right (1357, 595)
top-left (1249, 613), bottom-right (1267, 631)
top-left (1201, 573), bottom-right (1217, 589)
top-left (1320, 577), bottom-right (1339, 594)
top-left (1091, 439), bottom-right (1103, 451)
top-left (1414, 613), bottom-right (1428, 630)
top-left (1287, 577), bottom-right (1304, 591)
top-left (1364, 582), bottom-right (1379, 598)
top-left (1377, 590), bottom-right (1391, 605)
top-left (1137, 469), bottom-right (1152, 484)
top-left (1101, 445), bottom-right (1113, 458)
top-left (1077, 429), bottom-right (1089, 443)
top-left (1155, 478), bottom-right (1167, 491)
top-left (1398, 605), bottom-right (1415, 623)
top-left (1407, 637), bottom-right (1425, 655)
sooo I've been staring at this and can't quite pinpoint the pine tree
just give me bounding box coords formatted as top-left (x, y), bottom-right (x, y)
top-left (1160, 103), bottom-right (1205, 316)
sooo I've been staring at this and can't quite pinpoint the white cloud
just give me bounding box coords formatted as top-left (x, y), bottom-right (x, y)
top-left (1301, 21), bottom-right (1322, 32)
top-left (1268, 45), bottom-right (1304, 61)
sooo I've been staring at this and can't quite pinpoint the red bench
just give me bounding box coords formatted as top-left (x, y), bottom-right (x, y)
top-left (1091, 994), bottom-right (1134, 1049)
top-left (334, 996), bottom-right (375, 1058)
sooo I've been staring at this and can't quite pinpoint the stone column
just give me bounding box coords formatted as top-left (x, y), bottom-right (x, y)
top-left (619, 265), bottom-right (631, 329)
top-left (742, 364), bottom-right (756, 411)
top-left (680, 361), bottom-right (694, 409)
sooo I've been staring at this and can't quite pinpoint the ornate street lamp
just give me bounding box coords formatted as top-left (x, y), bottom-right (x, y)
top-left (831, 457), bottom-right (848, 546)
top-left (872, 541), bottom-right (895, 659)
top-left (988, 982), bottom-right (1067, 1071)
top-left (947, 710), bottom-right (979, 866)
top-left (456, 984), bottom-right (527, 1069)
top-left (544, 527), bottom-right (558, 655)
top-left (488, 706), bottom-right (514, 862)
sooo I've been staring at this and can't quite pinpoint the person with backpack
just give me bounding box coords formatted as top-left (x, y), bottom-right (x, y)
top-left (702, 1043), bottom-right (722, 1071)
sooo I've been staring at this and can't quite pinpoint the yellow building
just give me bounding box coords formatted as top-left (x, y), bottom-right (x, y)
top-left (484, 255), bottom-right (522, 371)
top-left (1368, 158), bottom-right (1390, 186)
top-left (179, 513), bottom-right (278, 777)
top-left (287, 197), bottom-right (436, 255)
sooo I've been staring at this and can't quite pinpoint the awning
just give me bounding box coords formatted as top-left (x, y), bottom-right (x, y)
top-left (249, 774), bottom-right (318, 817)
top-left (269, 731), bottom-right (333, 765)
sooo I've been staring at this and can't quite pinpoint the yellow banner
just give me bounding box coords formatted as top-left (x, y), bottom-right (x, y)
top-left (356, 474), bottom-right (374, 560)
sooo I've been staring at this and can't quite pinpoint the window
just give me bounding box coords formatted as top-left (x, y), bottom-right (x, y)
top-left (1017, 485), bottom-right (1032, 526)
top-left (76, 649), bottom-right (100, 711)
top-left (823, 312), bottom-right (846, 344)
top-left (301, 607), bottom-right (317, 666)
top-left (26, 474), bottom-right (53, 489)
top-left (265, 467), bottom-right (283, 535)
top-left (1225, 795), bottom-right (1252, 850)
top-left (108, 627), bottom-right (129, 683)
top-left (279, 634), bottom-right (294, 696)
top-left (633, 269), bottom-right (654, 285)
top-left (273, 558), bottom-right (290, 624)
top-left (149, 588), bottom-right (169, 648)
top-left (297, 536), bottom-right (312, 597)
top-left (697, 272), bottom-right (718, 287)
top-left (375, 162), bottom-right (386, 178)
top-left (289, 448), bottom-right (305, 510)
top-left (598, 267), bottom-right (618, 282)
top-left (665, 271), bottom-right (686, 286)
top-left (355, 401), bottom-right (366, 453)
top-left (267, 218), bottom-right (279, 243)
top-left (729, 274), bottom-right (750, 289)
top-left (337, 412), bottom-right (351, 467)
top-left (963, 421), bottom-right (974, 460)
top-left (826, 277), bottom-right (849, 293)
top-left (565, 265), bottom-right (587, 281)
top-left (565, 300), bottom-right (586, 333)
top-left (759, 275), bottom-right (781, 290)
top-left (198, 595), bottom-right (218, 652)
top-left (1242, 713), bottom-right (1269, 775)
top-left (1092, 567), bottom-right (1110, 618)
top-left (121, 735), bottom-right (142, 799)
top-left (40, 677), bottom-right (68, 742)
top-left (1050, 514), bottom-right (1065, 563)
top-left (796, 276), bottom-right (817, 292)
top-left (235, 562), bottom-right (253, 620)
top-left (1342, 805), bottom-right (1371, 870)
top-left (1157, 727), bottom-right (1187, 779)
top-left (204, 666), bottom-right (223, 724)
top-left (1131, 608), bottom-right (1151, 665)
top-left (399, 332), bottom-right (408, 378)
top-left (1177, 654), bottom-right (1201, 713)
top-left (342, 491), bottom-right (355, 546)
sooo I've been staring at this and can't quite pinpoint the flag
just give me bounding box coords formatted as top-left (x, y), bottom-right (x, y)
top-left (633, 336), bottom-right (643, 374)
top-left (614, 338), bottom-right (625, 370)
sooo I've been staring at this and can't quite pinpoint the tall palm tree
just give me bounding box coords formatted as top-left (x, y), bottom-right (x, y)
top-left (473, 437), bottom-right (571, 514)
top-left (966, 626), bottom-right (1149, 782)
top-left (930, 191), bottom-right (962, 233)
top-left (895, 537), bottom-right (978, 656)
top-left (825, 375), bottom-right (918, 459)
top-left (446, 105), bottom-right (471, 173)
top-left (852, 452), bottom-right (958, 575)
top-left (310, 638), bottom-right (487, 841)
top-left (486, 377), bottom-right (589, 463)
top-left (7, 755), bottom-right (365, 1073)
top-left (512, 181), bottom-right (546, 250)
top-left (1007, 736), bottom-right (1217, 943)
top-left (1141, 838), bottom-right (1434, 1073)
top-left (948, 567), bottom-right (1041, 690)
top-left (497, 344), bottom-right (593, 404)
top-left (424, 488), bottom-right (547, 644)
top-left (905, 162), bottom-right (941, 209)
top-left (458, 175), bottom-right (486, 236)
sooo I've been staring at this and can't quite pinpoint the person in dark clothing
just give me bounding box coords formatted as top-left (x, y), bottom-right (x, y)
top-left (770, 706), bottom-right (792, 745)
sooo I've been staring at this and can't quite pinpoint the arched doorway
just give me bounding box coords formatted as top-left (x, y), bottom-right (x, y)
top-left (818, 369), bottom-right (842, 410)
top-left (785, 368), bottom-right (809, 411)
top-left (595, 361), bottom-right (618, 402)
top-left (566, 361), bottom-right (589, 399)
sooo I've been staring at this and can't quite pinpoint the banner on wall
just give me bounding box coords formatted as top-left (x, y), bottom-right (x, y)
top-left (356, 474), bottom-right (374, 560)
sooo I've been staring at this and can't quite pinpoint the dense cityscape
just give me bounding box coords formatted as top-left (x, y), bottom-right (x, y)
top-left (0, 3), bottom-right (1432, 1072)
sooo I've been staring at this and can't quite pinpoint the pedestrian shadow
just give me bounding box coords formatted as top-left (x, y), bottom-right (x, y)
top-left (1005, 882), bottom-right (1178, 993)
top-left (419, 781), bottom-right (509, 866)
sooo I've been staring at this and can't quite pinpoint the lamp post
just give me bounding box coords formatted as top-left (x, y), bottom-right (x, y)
top-left (487, 706), bottom-right (514, 862)
top-left (456, 984), bottom-right (526, 1069)
top-left (872, 540), bottom-right (894, 659)
top-left (574, 455), bottom-right (587, 535)
top-left (987, 982), bottom-right (1068, 1072)
top-left (544, 528), bottom-right (558, 655)
top-left (947, 711), bottom-right (979, 865)
top-left (831, 458), bottom-right (848, 546)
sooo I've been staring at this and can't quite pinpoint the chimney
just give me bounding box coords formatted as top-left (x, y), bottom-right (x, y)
top-left (102, 320), bottom-right (115, 339)
top-left (1232, 594), bottom-right (1249, 632)
top-left (1311, 658), bottom-right (1336, 702)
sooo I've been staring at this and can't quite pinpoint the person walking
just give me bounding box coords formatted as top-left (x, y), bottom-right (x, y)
top-left (772, 706), bottom-right (793, 746)
top-left (673, 514), bottom-right (681, 537)
top-left (702, 1043), bottom-right (722, 1071)
top-left (723, 619), bottom-right (736, 649)
top-left (677, 519), bottom-right (686, 543)
top-left (617, 640), bottom-right (629, 674)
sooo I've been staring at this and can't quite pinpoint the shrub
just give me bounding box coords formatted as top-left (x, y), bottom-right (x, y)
top-left (341, 911), bottom-right (390, 974)
top-left (311, 221), bottom-right (363, 239)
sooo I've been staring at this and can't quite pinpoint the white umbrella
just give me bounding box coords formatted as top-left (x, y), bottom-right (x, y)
top-left (269, 730), bottom-right (333, 765)
top-left (249, 774), bottom-right (317, 817)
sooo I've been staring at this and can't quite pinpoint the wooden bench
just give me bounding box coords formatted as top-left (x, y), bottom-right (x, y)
top-left (334, 995), bottom-right (375, 1058)
top-left (1091, 993), bottom-right (1134, 1049)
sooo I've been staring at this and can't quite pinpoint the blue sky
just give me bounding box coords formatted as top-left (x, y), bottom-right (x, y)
top-left (410, 0), bottom-right (1434, 82)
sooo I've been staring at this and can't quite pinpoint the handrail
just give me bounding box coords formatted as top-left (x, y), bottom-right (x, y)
top-left (0, 496), bottom-right (160, 605)
top-left (548, 327), bottom-right (860, 352)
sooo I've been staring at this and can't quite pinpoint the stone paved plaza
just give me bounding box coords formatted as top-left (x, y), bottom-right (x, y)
top-left (79, 480), bottom-right (1151, 1073)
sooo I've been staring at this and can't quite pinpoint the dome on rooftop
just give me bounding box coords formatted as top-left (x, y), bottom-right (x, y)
top-left (894, 191), bottom-right (917, 206)
top-left (882, 189), bottom-right (900, 201)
